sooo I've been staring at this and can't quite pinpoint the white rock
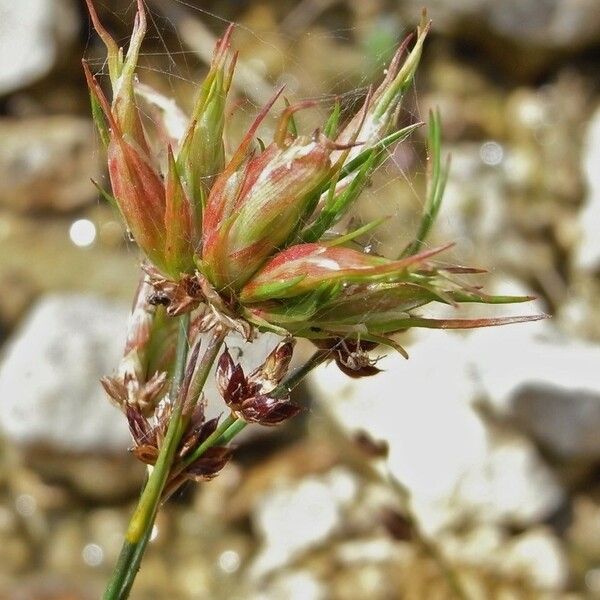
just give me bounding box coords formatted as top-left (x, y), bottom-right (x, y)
top-left (253, 571), bottom-right (326, 600)
top-left (336, 537), bottom-right (408, 565)
top-left (0, 0), bottom-right (78, 95)
top-left (469, 325), bottom-right (600, 458)
top-left (455, 431), bottom-right (563, 526)
top-left (402, 0), bottom-right (600, 49)
top-left (250, 467), bottom-right (359, 578)
top-left (440, 525), bottom-right (568, 590)
top-left (498, 528), bottom-right (568, 590)
top-left (308, 330), bottom-right (563, 534)
top-left (0, 294), bottom-right (131, 453)
top-left (575, 104), bottom-right (600, 270)
top-left (439, 524), bottom-right (506, 570)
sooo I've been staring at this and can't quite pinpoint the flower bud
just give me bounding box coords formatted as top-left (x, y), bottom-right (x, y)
top-left (84, 1), bottom-right (197, 277)
top-left (335, 13), bottom-right (430, 162)
top-left (85, 0), bottom-right (148, 151)
top-left (240, 242), bottom-right (543, 353)
top-left (177, 25), bottom-right (237, 213)
top-left (215, 345), bottom-right (300, 426)
top-left (202, 133), bottom-right (332, 291)
top-left (164, 147), bottom-right (197, 275)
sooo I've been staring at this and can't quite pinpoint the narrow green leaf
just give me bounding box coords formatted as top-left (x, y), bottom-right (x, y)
top-left (91, 179), bottom-right (118, 210)
top-left (324, 100), bottom-right (341, 138)
top-left (284, 97), bottom-right (298, 137)
top-left (301, 151), bottom-right (377, 243)
top-left (401, 109), bottom-right (449, 257)
top-left (89, 89), bottom-right (110, 149)
top-left (323, 216), bottom-right (387, 247)
top-left (340, 122), bottom-right (423, 180)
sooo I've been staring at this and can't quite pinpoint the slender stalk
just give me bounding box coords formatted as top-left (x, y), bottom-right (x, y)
top-left (103, 314), bottom-right (190, 600)
top-left (104, 315), bottom-right (225, 600)
top-left (273, 349), bottom-right (330, 398)
top-left (126, 314), bottom-right (191, 542)
top-left (161, 412), bottom-right (238, 500)
top-left (181, 413), bottom-right (237, 470)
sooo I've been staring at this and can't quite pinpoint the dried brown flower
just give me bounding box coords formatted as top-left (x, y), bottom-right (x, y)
top-left (215, 340), bottom-right (301, 425)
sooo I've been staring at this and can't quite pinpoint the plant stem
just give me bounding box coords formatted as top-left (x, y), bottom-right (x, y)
top-left (103, 313), bottom-right (190, 600)
top-left (181, 413), bottom-right (237, 469)
top-left (126, 314), bottom-right (191, 542)
top-left (273, 349), bottom-right (330, 398)
top-left (104, 315), bottom-right (226, 600)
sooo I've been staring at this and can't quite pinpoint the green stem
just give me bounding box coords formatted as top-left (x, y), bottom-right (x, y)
top-left (103, 315), bottom-right (225, 600)
top-left (273, 349), bottom-right (329, 398)
top-left (125, 314), bottom-right (191, 543)
top-left (103, 314), bottom-right (190, 600)
top-left (216, 418), bottom-right (247, 444)
top-left (181, 413), bottom-right (237, 470)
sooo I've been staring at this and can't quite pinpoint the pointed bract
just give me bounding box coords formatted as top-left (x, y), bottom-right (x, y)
top-left (177, 24), bottom-right (237, 213)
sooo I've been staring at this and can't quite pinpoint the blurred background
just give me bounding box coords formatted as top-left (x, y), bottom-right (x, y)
top-left (1, 0), bottom-right (600, 598)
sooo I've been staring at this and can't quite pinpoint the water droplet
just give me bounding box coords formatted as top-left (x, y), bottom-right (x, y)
top-left (126, 229), bottom-right (135, 242)
top-left (363, 244), bottom-right (373, 254)
top-left (82, 543), bottom-right (104, 567)
top-left (218, 549), bottom-right (241, 574)
top-left (15, 494), bottom-right (36, 517)
top-left (69, 219), bottom-right (96, 247)
top-left (479, 141), bottom-right (504, 166)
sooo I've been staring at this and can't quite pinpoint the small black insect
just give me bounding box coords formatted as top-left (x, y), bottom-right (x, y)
top-left (147, 292), bottom-right (171, 307)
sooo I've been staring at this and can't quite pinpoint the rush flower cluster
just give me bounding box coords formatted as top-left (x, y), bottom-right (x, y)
top-left (216, 339), bottom-right (301, 425)
top-left (85, 1), bottom-right (539, 372)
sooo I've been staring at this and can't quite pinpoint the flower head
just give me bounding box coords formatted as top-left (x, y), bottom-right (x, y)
top-left (86, 2), bottom-right (543, 367)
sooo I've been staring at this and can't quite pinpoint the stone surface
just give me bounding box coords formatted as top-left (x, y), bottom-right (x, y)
top-left (0, 294), bottom-right (131, 453)
top-left (0, 117), bottom-right (101, 212)
top-left (308, 328), bottom-right (564, 534)
top-left (0, 0), bottom-right (78, 95)
top-left (250, 467), bottom-right (359, 577)
top-left (575, 104), bottom-right (600, 271)
top-left (441, 525), bottom-right (569, 591)
top-left (498, 528), bottom-right (569, 590)
top-left (402, 0), bottom-right (600, 49)
top-left (470, 325), bottom-right (600, 459)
